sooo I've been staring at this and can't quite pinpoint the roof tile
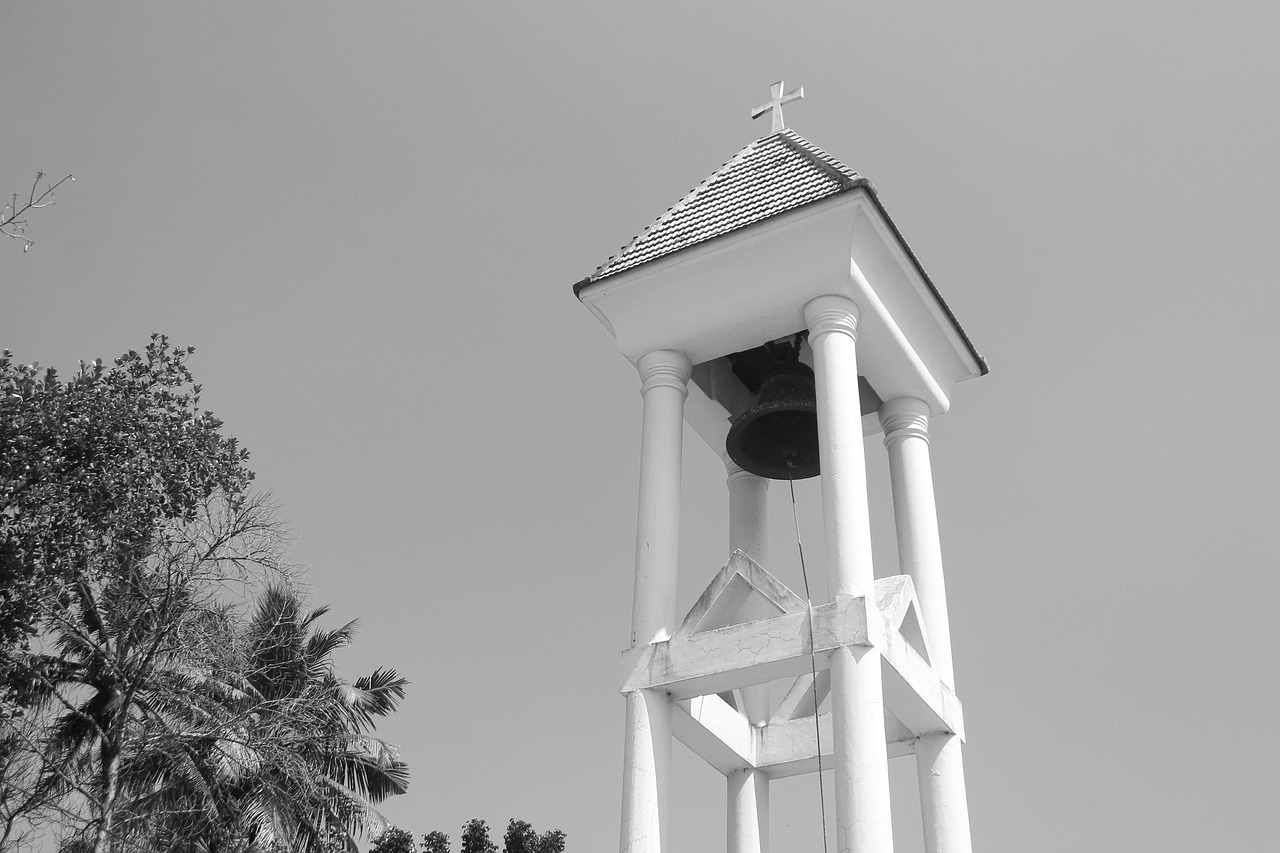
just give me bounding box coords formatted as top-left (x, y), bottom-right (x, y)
top-left (582, 130), bottom-right (867, 284)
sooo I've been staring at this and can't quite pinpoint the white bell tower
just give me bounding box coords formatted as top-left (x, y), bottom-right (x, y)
top-left (573, 83), bottom-right (988, 853)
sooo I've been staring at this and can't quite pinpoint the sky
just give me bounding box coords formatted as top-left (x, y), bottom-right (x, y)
top-left (4, 2), bottom-right (1279, 851)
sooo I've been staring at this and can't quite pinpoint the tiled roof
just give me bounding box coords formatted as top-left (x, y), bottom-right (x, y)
top-left (577, 130), bottom-right (869, 288)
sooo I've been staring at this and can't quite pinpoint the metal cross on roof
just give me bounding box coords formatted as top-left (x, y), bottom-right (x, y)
top-left (751, 80), bottom-right (804, 133)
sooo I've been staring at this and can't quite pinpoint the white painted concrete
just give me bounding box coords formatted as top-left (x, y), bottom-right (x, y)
top-left (727, 767), bottom-right (769, 853)
top-left (620, 689), bottom-right (673, 853)
top-left (805, 296), bottom-right (875, 598)
top-left (631, 350), bottom-right (692, 647)
top-left (916, 733), bottom-right (973, 853)
top-left (673, 552), bottom-right (804, 640)
top-left (623, 594), bottom-right (874, 698)
top-left (879, 397), bottom-right (954, 685)
top-left (829, 646), bottom-right (893, 853)
top-left (727, 462), bottom-right (769, 853)
top-left (727, 463), bottom-right (769, 579)
top-left (621, 350), bottom-right (690, 853)
top-left (585, 125), bottom-right (983, 853)
top-left (879, 397), bottom-right (972, 853)
top-left (624, 584), bottom-right (961, 738)
top-left (805, 294), bottom-right (894, 853)
top-left (575, 192), bottom-right (985, 405)
top-left (675, 693), bottom-right (753, 774)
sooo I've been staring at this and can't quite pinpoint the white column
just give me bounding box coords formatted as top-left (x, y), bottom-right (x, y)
top-left (726, 462), bottom-right (769, 853)
top-left (915, 734), bottom-right (972, 853)
top-left (621, 349), bottom-right (691, 853)
top-left (727, 462), bottom-right (768, 571)
top-left (804, 295), bottom-right (893, 853)
top-left (728, 767), bottom-right (769, 853)
top-left (879, 397), bottom-right (954, 684)
top-left (726, 462), bottom-right (771, 727)
top-left (879, 397), bottom-right (972, 853)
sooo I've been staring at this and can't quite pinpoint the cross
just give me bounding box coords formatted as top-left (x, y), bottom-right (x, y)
top-left (751, 80), bottom-right (804, 133)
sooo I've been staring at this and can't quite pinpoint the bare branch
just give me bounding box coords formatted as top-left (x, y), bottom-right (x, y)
top-left (1, 172), bottom-right (74, 251)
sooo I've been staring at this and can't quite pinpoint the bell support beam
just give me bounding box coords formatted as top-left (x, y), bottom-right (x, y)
top-left (805, 293), bottom-right (895, 853)
top-left (879, 397), bottom-right (972, 853)
top-left (622, 595), bottom-right (876, 698)
top-left (621, 588), bottom-right (963, 736)
top-left (674, 694), bottom-right (755, 775)
top-left (670, 686), bottom-right (951, 781)
top-left (621, 350), bottom-right (691, 853)
top-left (758, 712), bottom-right (921, 779)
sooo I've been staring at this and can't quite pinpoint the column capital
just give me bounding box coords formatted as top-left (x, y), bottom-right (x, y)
top-left (637, 349), bottom-right (692, 397)
top-left (724, 459), bottom-right (769, 486)
top-left (878, 397), bottom-right (931, 447)
top-left (804, 294), bottom-right (861, 341)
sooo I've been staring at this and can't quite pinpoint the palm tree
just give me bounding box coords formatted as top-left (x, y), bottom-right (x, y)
top-left (226, 584), bottom-right (410, 852)
top-left (18, 579), bottom-right (408, 853)
top-left (18, 557), bottom-right (245, 853)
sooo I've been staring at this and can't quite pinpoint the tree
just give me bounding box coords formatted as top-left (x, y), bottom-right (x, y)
top-left (4, 488), bottom-right (292, 853)
top-left (459, 820), bottom-right (497, 853)
top-left (1, 336), bottom-right (254, 717)
top-left (222, 584), bottom-right (410, 852)
top-left (1, 171), bottom-right (74, 251)
top-left (375, 820), bottom-right (564, 853)
top-left (420, 830), bottom-right (451, 853)
top-left (370, 827), bottom-right (417, 853)
top-left (501, 820), bottom-right (565, 853)
top-left (0, 337), bottom-right (410, 852)
top-left (0, 337), bottom-right (265, 852)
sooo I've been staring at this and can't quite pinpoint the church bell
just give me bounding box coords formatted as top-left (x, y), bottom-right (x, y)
top-left (724, 350), bottom-right (821, 481)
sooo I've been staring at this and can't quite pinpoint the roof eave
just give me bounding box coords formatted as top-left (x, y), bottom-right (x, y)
top-left (859, 188), bottom-right (990, 377)
top-left (574, 180), bottom-right (869, 300)
top-left (575, 182), bottom-right (988, 379)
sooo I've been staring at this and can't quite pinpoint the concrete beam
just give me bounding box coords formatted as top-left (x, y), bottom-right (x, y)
top-left (673, 694), bottom-right (754, 775)
top-left (622, 595), bottom-right (876, 700)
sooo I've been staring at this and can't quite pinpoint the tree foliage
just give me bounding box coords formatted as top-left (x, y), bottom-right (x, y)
top-left (459, 819), bottom-right (496, 853)
top-left (0, 337), bottom-right (409, 853)
top-left (501, 820), bottom-right (565, 853)
top-left (372, 820), bottom-right (565, 853)
top-left (1, 335), bottom-right (253, 711)
top-left (370, 827), bottom-right (416, 853)
top-left (420, 830), bottom-right (451, 853)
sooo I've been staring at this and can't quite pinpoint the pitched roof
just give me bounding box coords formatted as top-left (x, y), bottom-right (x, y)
top-left (577, 130), bottom-right (867, 289)
top-left (574, 128), bottom-right (988, 375)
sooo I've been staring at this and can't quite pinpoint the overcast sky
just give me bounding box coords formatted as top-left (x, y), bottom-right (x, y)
top-left (5, 3), bottom-right (1279, 852)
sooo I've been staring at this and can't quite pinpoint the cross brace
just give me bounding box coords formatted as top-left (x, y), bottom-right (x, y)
top-left (619, 579), bottom-right (963, 777)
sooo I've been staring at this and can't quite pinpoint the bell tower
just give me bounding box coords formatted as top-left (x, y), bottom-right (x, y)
top-left (573, 83), bottom-right (987, 853)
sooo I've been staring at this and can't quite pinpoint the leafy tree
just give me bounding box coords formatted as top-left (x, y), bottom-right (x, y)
top-left (460, 819), bottom-right (497, 853)
top-left (0, 337), bottom-right (268, 852)
top-left (0, 338), bottom-right (409, 852)
top-left (1, 336), bottom-right (253, 717)
top-left (370, 826), bottom-right (416, 853)
top-left (420, 830), bottom-right (451, 853)
top-left (393, 820), bottom-right (564, 853)
top-left (502, 819), bottom-right (565, 853)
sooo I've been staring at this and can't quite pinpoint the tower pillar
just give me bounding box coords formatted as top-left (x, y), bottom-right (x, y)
top-left (804, 295), bottom-right (894, 853)
top-left (621, 349), bottom-right (691, 853)
top-left (725, 462), bottom-right (769, 853)
top-left (879, 397), bottom-right (972, 853)
top-left (879, 397), bottom-right (954, 684)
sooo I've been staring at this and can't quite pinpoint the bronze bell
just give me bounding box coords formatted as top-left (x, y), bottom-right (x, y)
top-left (725, 359), bottom-right (821, 480)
